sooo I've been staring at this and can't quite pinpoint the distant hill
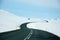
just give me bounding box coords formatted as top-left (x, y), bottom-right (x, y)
top-left (0, 9), bottom-right (28, 32)
top-left (0, 9), bottom-right (60, 37)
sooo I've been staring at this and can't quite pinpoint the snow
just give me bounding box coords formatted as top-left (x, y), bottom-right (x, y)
top-left (0, 9), bottom-right (28, 32)
top-left (0, 9), bottom-right (60, 37)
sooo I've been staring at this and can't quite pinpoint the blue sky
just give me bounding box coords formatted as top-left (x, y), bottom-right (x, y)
top-left (1, 0), bottom-right (60, 19)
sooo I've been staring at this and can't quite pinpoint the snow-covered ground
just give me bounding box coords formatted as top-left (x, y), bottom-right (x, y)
top-left (27, 20), bottom-right (60, 37)
top-left (0, 9), bottom-right (60, 37)
top-left (0, 9), bottom-right (28, 32)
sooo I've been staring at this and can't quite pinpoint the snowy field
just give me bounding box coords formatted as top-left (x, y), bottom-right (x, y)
top-left (0, 9), bottom-right (60, 37)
